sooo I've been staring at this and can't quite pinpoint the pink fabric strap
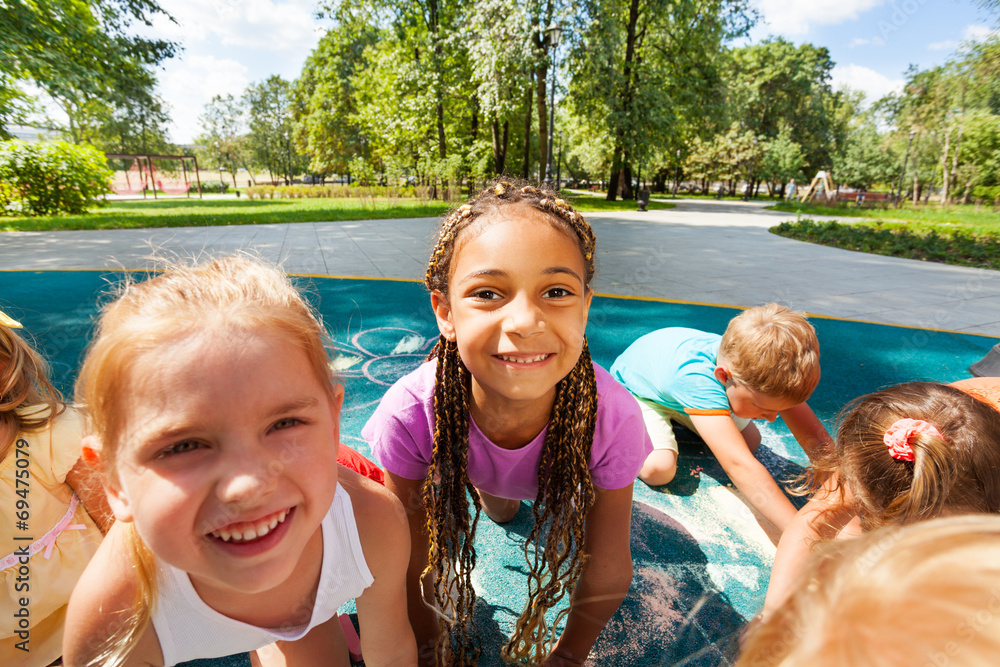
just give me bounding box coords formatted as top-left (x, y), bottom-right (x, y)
top-left (0, 494), bottom-right (88, 570)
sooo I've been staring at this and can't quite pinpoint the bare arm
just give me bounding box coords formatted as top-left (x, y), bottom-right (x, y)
top-left (63, 522), bottom-right (163, 666)
top-left (348, 470), bottom-right (418, 666)
top-left (779, 403), bottom-right (834, 463)
top-left (690, 414), bottom-right (798, 533)
top-left (545, 484), bottom-right (635, 665)
top-left (763, 475), bottom-right (856, 616)
top-left (384, 471), bottom-right (438, 666)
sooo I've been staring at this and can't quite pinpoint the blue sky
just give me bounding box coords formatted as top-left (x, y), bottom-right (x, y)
top-left (140, 0), bottom-right (997, 144)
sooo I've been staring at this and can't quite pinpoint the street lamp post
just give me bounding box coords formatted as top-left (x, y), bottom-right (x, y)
top-left (743, 136), bottom-right (758, 202)
top-left (556, 131), bottom-right (563, 190)
top-left (896, 130), bottom-right (916, 208)
top-left (673, 149), bottom-right (681, 197)
top-left (544, 22), bottom-right (562, 188)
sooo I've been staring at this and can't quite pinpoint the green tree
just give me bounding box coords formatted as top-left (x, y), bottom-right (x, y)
top-left (245, 76), bottom-right (305, 184)
top-left (832, 121), bottom-right (896, 190)
top-left (724, 38), bottom-right (836, 175)
top-left (569, 0), bottom-right (753, 200)
top-left (758, 122), bottom-right (804, 195)
top-left (197, 94), bottom-right (251, 187)
top-left (0, 0), bottom-right (176, 139)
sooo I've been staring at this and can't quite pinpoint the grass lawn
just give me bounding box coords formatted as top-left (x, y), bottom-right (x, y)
top-left (0, 192), bottom-right (674, 231)
top-left (766, 200), bottom-right (1000, 233)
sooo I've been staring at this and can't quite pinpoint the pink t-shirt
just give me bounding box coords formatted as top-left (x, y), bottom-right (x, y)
top-left (363, 360), bottom-right (652, 500)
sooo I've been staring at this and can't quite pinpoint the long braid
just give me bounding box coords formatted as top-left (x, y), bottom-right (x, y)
top-left (423, 179), bottom-right (598, 666)
top-left (504, 341), bottom-right (597, 662)
top-left (422, 337), bottom-right (482, 665)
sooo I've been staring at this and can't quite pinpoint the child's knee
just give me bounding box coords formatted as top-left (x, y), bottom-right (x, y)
top-left (639, 450), bottom-right (678, 486)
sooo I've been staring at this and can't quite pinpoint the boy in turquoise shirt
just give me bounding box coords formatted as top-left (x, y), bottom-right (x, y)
top-left (611, 303), bottom-right (832, 533)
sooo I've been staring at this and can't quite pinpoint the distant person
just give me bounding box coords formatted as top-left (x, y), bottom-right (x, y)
top-left (784, 179), bottom-right (796, 201)
top-left (611, 304), bottom-right (833, 533)
top-left (763, 381), bottom-right (1000, 616)
top-left (740, 514), bottom-right (1000, 666)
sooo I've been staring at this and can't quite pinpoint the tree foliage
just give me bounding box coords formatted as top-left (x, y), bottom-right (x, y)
top-left (0, 140), bottom-right (112, 215)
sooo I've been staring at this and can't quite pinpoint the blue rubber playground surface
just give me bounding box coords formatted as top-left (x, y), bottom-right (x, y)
top-left (2, 270), bottom-right (997, 666)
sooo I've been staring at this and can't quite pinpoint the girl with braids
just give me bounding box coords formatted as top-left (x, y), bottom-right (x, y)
top-left (62, 256), bottom-right (416, 667)
top-left (363, 181), bottom-right (652, 666)
top-left (763, 380), bottom-right (1000, 618)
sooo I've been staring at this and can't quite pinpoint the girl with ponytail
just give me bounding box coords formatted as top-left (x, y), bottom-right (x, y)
top-left (363, 180), bottom-right (652, 666)
top-left (763, 380), bottom-right (1000, 616)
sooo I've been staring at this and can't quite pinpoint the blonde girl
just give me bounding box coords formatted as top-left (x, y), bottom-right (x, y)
top-left (764, 381), bottom-right (1000, 615)
top-left (62, 257), bottom-right (416, 667)
top-left (741, 514), bottom-right (1000, 666)
top-left (1, 311), bottom-right (110, 666)
top-left (363, 181), bottom-right (652, 666)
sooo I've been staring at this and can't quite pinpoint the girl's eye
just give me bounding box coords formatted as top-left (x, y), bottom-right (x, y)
top-left (272, 418), bottom-right (301, 431)
top-left (545, 287), bottom-right (573, 298)
top-left (471, 289), bottom-right (500, 300)
top-left (158, 440), bottom-right (201, 458)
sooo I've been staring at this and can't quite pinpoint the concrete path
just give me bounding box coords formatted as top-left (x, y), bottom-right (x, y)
top-left (1, 198), bottom-right (998, 336)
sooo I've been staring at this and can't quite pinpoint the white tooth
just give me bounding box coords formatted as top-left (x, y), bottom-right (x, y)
top-left (256, 524), bottom-right (271, 538)
top-left (219, 530), bottom-right (230, 541)
top-left (243, 528), bottom-right (257, 541)
top-left (269, 518), bottom-right (278, 529)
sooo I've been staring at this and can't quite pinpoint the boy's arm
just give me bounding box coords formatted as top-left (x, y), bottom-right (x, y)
top-left (348, 471), bottom-right (418, 667)
top-left (779, 403), bottom-right (834, 462)
top-left (383, 470), bottom-right (439, 666)
top-left (63, 521), bottom-right (164, 666)
top-left (689, 413), bottom-right (798, 533)
top-left (763, 476), bottom-right (856, 616)
top-left (546, 484), bottom-right (635, 666)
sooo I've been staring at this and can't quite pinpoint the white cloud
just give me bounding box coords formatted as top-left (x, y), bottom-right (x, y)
top-left (848, 37), bottom-right (870, 47)
top-left (752, 0), bottom-right (884, 36)
top-left (963, 24), bottom-right (996, 43)
top-left (830, 64), bottom-right (904, 104)
top-left (144, 0), bottom-right (320, 51)
top-left (158, 56), bottom-right (251, 144)
top-left (928, 40), bottom-right (958, 51)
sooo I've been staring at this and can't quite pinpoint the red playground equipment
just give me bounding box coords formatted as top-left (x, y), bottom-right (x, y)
top-left (106, 154), bottom-right (203, 199)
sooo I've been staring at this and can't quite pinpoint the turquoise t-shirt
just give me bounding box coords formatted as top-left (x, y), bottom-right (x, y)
top-left (610, 328), bottom-right (732, 417)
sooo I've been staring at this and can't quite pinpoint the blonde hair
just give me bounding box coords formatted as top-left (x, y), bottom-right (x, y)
top-left (0, 323), bottom-right (65, 457)
top-left (719, 303), bottom-right (819, 403)
top-left (74, 255), bottom-right (336, 666)
top-left (820, 382), bottom-right (1000, 531)
top-left (423, 180), bottom-right (597, 665)
top-left (739, 514), bottom-right (1000, 667)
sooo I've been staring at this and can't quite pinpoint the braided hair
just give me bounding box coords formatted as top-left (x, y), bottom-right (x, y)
top-left (423, 180), bottom-right (599, 665)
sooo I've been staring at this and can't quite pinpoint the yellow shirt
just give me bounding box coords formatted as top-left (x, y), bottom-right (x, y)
top-left (1, 409), bottom-right (103, 667)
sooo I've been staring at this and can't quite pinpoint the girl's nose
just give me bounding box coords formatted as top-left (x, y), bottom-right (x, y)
top-left (763, 412), bottom-right (778, 423)
top-left (501, 294), bottom-right (544, 336)
top-left (216, 449), bottom-right (279, 506)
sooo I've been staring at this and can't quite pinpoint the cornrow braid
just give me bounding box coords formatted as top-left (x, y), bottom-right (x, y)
top-left (423, 179), bottom-right (599, 666)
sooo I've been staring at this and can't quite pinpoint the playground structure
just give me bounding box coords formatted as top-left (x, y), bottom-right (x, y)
top-left (106, 154), bottom-right (202, 199)
top-left (798, 170), bottom-right (835, 203)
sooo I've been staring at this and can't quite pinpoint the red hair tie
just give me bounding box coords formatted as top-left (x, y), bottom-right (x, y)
top-left (883, 418), bottom-right (945, 462)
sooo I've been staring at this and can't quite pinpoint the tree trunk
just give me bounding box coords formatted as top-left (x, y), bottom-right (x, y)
top-left (939, 127), bottom-right (951, 205)
top-left (491, 118), bottom-right (509, 175)
top-left (622, 162), bottom-right (634, 200)
top-left (521, 78), bottom-right (533, 179)
top-left (536, 61), bottom-right (549, 183)
top-left (962, 181), bottom-right (972, 205)
top-left (949, 120), bottom-right (964, 206)
top-left (606, 146), bottom-right (622, 201)
top-left (912, 172), bottom-right (920, 206)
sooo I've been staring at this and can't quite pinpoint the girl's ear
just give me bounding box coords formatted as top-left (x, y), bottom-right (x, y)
top-left (83, 435), bottom-right (133, 523)
top-left (430, 290), bottom-right (456, 342)
top-left (714, 365), bottom-right (731, 386)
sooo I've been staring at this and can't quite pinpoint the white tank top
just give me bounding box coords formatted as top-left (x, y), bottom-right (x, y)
top-left (151, 484), bottom-right (373, 665)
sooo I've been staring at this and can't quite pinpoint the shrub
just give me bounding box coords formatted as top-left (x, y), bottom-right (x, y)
top-left (0, 140), bottom-right (112, 216)
top-left (198, 180), bottom-right (230, 194)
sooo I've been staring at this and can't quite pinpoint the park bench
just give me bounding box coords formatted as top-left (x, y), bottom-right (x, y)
top-left (835, 191), bottom-right (890, 207)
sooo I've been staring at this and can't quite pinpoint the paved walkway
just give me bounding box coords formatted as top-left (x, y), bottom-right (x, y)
top-left (1, 198), bottom-right (998, 336)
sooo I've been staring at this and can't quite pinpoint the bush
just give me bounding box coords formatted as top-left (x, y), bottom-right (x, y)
top-left (198, 180), bottom-right (230, 194)
top-left (0, 140), bottom-right (112, 216)
top-left (973, 185), bottom-right (1000, 206)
